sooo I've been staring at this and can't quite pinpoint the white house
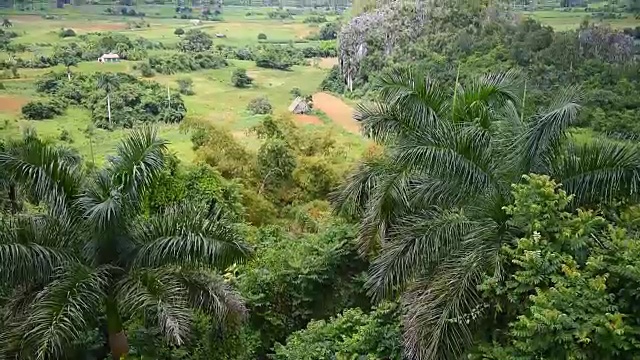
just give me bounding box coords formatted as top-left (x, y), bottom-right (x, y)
top-left (98, 53), bottom-right (120, 63)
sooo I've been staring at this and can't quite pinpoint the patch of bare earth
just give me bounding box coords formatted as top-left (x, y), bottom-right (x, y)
top-left (294, 114), bottom-right (323, 125)
top-left (311, 92), bottom-right (359, 134)
top-left (318, 57), bottom-right (338, 69)
top-left (0, 96), bottom-right (28, 114)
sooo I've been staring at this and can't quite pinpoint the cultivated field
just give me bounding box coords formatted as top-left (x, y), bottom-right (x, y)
top-left (0, 4), bottom-right (637, 164)
top-left (0, 6), bottom-right (359, 163)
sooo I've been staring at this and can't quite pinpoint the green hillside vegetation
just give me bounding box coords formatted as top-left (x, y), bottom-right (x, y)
top-left (0, 0), bottom-right (640, 359)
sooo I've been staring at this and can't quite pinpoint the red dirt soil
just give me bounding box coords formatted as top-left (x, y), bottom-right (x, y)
top-left (311, 92), bottom-right (359, 134)
top-left (294, 114), bottom-right (323, 125)
top-left (0, 96), bottom-right (28, 114)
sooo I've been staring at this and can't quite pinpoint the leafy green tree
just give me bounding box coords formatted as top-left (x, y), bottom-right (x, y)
top-left (0, 128), bottom-right (251, 359)
top-left (60, 53), bottom-right (78, 81)
top-left (231, 68), bottom-right (253, 88)
top-left (178, 29), bottom-right (213, 52)
top-left (174, 27), bottom-right (185, 37)
top-left (238, 224), bottom-right (368, 357)
top-left (473, 174), bottom-right (640, 359)
top-left (96, 73), bottom-right (120, 128)
top-left (333, 69), bottom-right (640, 359)
top-left (274, 302), bottom-right (402, 360)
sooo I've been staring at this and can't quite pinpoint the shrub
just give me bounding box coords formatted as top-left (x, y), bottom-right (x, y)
top-left (178, 29), bottom-right (213, 52)
top-left (318, 22), bottom-right (339, 40)
top-left (59, 28), bottom-right (76, 38)
top-left (58, 129), bottom-right (73, 143)
top-left (137, 62), bottom-right (155, 77)
top-left (257, 32), bottom-right (267, 40)
top-left (247, 96), bottom-right (272, 115)
top-left (174, 27), bottom-right (185, 36)
top-left (231, 68), bottom-right (253, 88)
top-left (177, 77), bottom-right (194, 95)
top-left (290, 87), bottom-right (302, 98)
top-left (148, 53), bottom-right (227, 74)
top-left (0, 82), bottom-right (5, 90)
top-left (303, 15), bottom-right (327, 23)
top-left (21, 98), bottom-right (67, 120)
top-left (255, 47), bottom-right (297, 71)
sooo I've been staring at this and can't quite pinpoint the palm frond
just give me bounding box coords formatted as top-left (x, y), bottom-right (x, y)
top-left (453, 70), bottom-right (522, 128)
top-left (1, 264), bottom-right (111, 360)
top-left (0, 215), bottom-right (79, 286)
top-left (402, 231), bottom-right (501, 360)
top-left (367, 208), bottom-right (481, 301)
top-left (107, 126), bottom-right (168, 204)
top-left (77, 170), bottom-right (125, 232)
top-left (392, 125), bottom-right (499, 198)
top-left (511, 86), bottom-right (582, 174)
top-left (356, 168), bottom-right (414, 256)
top-left (132, 203), bottom-right (251, 270)
top-left (116, 268), bottom-right (191, 346)
top-left (331, 156), bottom-right (392, 219)
top-left (355, 68), bottom-right (449, 143)
top-left (174, 268), bottom-right (246, 324)
top-left (0, 134), bottom-right (82, 212)
top-left (553, 139), bottom-right (640, 205)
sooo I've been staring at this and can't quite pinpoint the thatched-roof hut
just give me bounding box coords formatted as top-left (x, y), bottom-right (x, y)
top-left (288, 97), bottom-right (310, 114)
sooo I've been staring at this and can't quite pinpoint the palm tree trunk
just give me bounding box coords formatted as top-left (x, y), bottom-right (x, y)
top-left (8, 183), bottom-right (19, 214)
top-left (106, 298), bottom-right (129, 360)
top-left (107, 92), bottom-right (112, 127)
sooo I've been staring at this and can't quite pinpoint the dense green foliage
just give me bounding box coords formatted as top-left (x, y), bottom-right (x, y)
top-left (247, 96), bottom-right (273, 114)
top-left (147, 52), bottom-right (228, 74)
top-left (333, 68), bottom-right (640, 358)
top-left (231, 68), bottom-right (254, 88)
top-left (3, 3), bottom-right (640, 360)
top-left (179, 29), bottom-right (213, 52)
top-left (334, 2), bottom-right (639, 138)
top-left (35, 71), bottom-right (186, 128)
top-left (0, 128), bottom-right (251, 359)
top-left (21, 98), bottom-right (67, 120)
top-left (472, 175), bottom-right (640, 359)
top-left (274, 302), bottom-right (402, 360)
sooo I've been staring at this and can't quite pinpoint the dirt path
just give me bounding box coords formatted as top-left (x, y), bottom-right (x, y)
top-left (312, 92), bottom-right (359, 134)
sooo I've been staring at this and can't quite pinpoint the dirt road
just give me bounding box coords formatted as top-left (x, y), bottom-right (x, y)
top-left (311, 92), bottom-right (359, 134)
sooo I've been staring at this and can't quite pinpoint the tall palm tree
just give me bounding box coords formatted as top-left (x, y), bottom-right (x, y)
top-left (97, 73), bottom-right (120, 128)
top-left (0, 127), bottom-right (251, 360)
top-left (62, 56), bottom-right (78, 81)
top-left (332, 69), bottom-right (640, 359)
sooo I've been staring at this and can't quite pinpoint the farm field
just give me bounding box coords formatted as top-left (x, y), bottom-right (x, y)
top-left (0, 7), bottom-right (359, 164)
top-left (0, 4), bottom-right (637, 163)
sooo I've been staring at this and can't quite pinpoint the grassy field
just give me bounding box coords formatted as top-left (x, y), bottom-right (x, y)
top-left (527, 9), bottom-right (639, 31)
top-left (0, 7), bottom-right (359, 164)
top-left (0, 5), bottom-right (636, 164)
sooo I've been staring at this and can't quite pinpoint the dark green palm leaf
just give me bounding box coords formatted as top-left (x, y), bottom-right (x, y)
top-left (1, 264), bottom-right (111, 360)
top-left (107, 126), bottom-right (168, 204)
top-left (174, 268), bottom-right (247, 324)
top-left (116, 268), bottom-right (191, 346)
top-left (553, 139), bottom-right (640, 204)
top-left (132, 203), bottom-right (251, 269)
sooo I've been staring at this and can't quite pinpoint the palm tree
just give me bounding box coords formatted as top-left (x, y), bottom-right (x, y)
top-left (2, 18), bottom-right (12, 28)
top-left (97, 73), bottom-right (120, 128)
top-left (62, 56), bottom-right (78, 81)
top-left (332, 69), bottom-right (640, 359)
top-left (0, 127), bottom-right (251, 360)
